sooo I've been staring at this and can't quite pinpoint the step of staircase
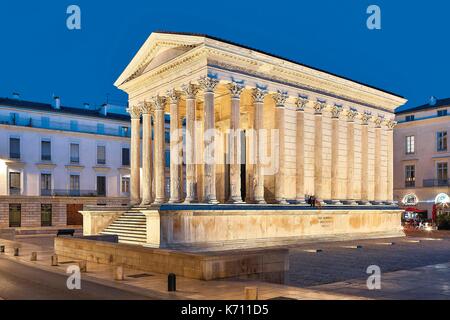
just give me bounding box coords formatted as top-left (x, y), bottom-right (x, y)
top-left (99, 211), bottom-right (147, 245)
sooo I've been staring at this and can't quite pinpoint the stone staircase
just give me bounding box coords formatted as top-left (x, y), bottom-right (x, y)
top-left (100, 209), bottom-right (147, 245)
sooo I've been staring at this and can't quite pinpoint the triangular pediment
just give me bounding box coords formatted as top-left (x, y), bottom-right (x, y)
top-left (114, 32), bottom-right (205, 87)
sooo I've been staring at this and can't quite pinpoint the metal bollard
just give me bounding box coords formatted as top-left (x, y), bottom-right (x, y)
top-left (30, 252), bottom-right (37, 261)
top-left (0, 245), bottom-right (4, 253)
top-left (168, 273), bottom-right (176, 292)
top-left (78, 260), bottom-right (87, 272)
top-left (14, 247), bottom-right (19, 256)
top-left (51, 254), bottom-right (58, 266)
top-left (114, 265), bottom-right (124, 281)
top-left (244, 287), bottom-right (258, 300)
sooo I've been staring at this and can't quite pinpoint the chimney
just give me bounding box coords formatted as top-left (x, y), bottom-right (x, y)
top-left (12, 92), bottom-right (20, 99)
top-left (429, 96), bottom-right (437, 106)
top-left (100, 103), bottom-right (108, 116)
top-left (84, 102), bottom-right (90, 110)
top-left (53, 96), bottom-right (61, 109)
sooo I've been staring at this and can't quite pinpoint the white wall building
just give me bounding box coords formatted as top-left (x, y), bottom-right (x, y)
top-left (0, 95), bottom-right (132, 228)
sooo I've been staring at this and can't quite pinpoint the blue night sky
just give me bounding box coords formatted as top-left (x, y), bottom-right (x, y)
top-left (0, 1), bottom-right (448, 111)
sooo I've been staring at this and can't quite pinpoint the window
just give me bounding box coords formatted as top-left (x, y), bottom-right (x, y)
top-left (70, 143), bottom-right (80, 163)
top-left (97, 123), bottom-right (105, 134)
top-left (70, 120), bottom-right (78, 131)
top-left (120, 126), bottom-right (129, 137)
top-left (406, 135), bottom-right (415, 154)
top-left (41, 173), bottom-right (52, 196)
top-left (9, 204), bottom-right (21, 227)
top-left (97, 145), bottom-right (106, 165)
top-left (41, 116), bottom-right (50, 128)
top-left (41, 140), bottom-right (51, 161)
top-left (438, 109), bottom-right (448, 117)
top-left (121, 177), bottom-right (130, 194)
top-left (97, 176), bottom-right (106, 196)
top-left (9, 113), bottom-right (18, 125)
top-left (9, 137), bottom-right (20, 159)
top-left (122, 147), bottom-right (130, 166)
top-left (437, 162), bottom-right (448, 181)
top-left (41, 204), bottom-right (52, 227)
top-left (405, 165), bottom-right (415, 188)
top-left (70, 174), bottom-right (80, 196)
top-left (405, 115), bottom-right (415, 122)
top-left (9, 172), bottom-right (20, 195)
top-left (437, 131), bottom-right (448, 151)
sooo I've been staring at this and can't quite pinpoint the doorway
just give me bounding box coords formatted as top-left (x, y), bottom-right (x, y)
top-left (66, 204), bottom-right (83, 225)
top-left (41, 204), bottom-right (52, 227)
top-left (9, 204), bottom-right (21, 227)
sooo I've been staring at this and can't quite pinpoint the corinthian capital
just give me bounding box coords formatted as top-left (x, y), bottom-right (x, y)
top-left (384, 119), bottom-right (397, 130)
top-left (152, 95), bottom-right (166, 111)
top-left (252, 88), bottom-right (268, 103)
top-left (182, 83), bottom-right (198, 99)
top-left (166, 89), bottom-right (180, 104)
top-left (359, 111), bottom-right (371, 125)
top-left (228, 82), bottom-right (244, 99)
top-left (373, 116), bottom-right (383, 128)
top-left (314, 100), bottom-right (326, 114)
top-left (140, 101), bottom-right (153, 114)
top-left (330, 105), bottom-right (343, 119)
top-left (295, 96), bottom-right (308, 112)
top-left (127, 105), bottom-right (142, 119)
top-left (272, 90), bottom-right (288, 107)
top-left (199, 76), bottom-right (219, 93)
top-left (345, 109), bottom-right (357, 122)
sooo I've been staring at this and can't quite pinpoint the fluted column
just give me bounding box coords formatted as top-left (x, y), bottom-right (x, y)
top-left (295, 97), bottom-right (307, 204)
top-left (385, 120), bottom-right (396, 204)
top-left (360, 112), bottom-right (370, 205)
top-left (314, 101), bottom-right (326, 204)
top-left (127, 105), bottom-right (141, 205)
top-left (167, 89), bottom-right (182, 203)
top-left (330, 105), bottom-right (343, 204)
top-left (272, 91), bottom-right (289, 204)
top-left (140, 102), bottom-right (153, 205)
top-left (182, 83), bottom-right (198, 203)
top-left (199, 76), bottom-right (219, 204)
top-left (252, 88), bottom-right (267, 204)
top-left (373, 116), bottom-right (382, 203)
top-left (346, 110), bottom-right (357, 205)
top-left (228, 83), bottom-right (244, 203)
top-left (153, 95), bottom-right (166, 204)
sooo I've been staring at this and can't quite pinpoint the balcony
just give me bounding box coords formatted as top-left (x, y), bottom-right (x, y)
top-left (423, 179), bottom-right (450, 187)
top-left (0, 115), bottom-right (131, 138)
top-left (41, 189), bottom-right (104, 197)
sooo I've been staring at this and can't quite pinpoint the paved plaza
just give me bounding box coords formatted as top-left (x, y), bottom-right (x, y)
top-left (1, 231), bottom-right (450, 299)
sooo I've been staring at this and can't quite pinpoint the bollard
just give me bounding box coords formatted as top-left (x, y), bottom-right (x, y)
top-left (78, 260), bottom-right (87, 273)
top-left (0, 245), bottom-right (4, 253)
top-left (114, 265), bottom-right (124, 281)
top-left (51, 254), bottom-right (58, 266)
top-left (30, 252), bottom-right (37, 261)
top-left (14, 247), bottom-right (19, 256)
top-left (244, 287), bottom-right (258, 300)
top-left (168, 273), bottom-right (176, 292)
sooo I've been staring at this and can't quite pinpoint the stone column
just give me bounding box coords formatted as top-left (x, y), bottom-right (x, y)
top-left (127, 105), bottom-right (141, 205)
top-left (295, 97), bottom-right (308, 204)
top-left (330, 105), bottom-right (343, 204)
top-left (140, 102), bottom-right (153, 205)
top-left (360, 112), bottom-right (370, 205)
top-left (346, 110), bottom-right (357, 205)
top-left (199, 76), bottom-right (219, 204)
top-left (385, 120), bottom-right (396, 204)
top-left (251, 88), bottom-right (267, 204)
top-left (182, 83), bottom-right (198, 203)
top-left (373, 116), bottom-right (382, 203)
top-left (152, 95), bottom-right (166, 204)
top-left (167, 89), bottom-right (182, 203)
top-left (272, 91), bottom-right (289, 204)
top-left (228, 83), bottom-right (244, 203)
top-left (313, 101), bottom-right (326, 204)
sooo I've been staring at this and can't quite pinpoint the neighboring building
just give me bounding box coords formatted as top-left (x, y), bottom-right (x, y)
top-left (394, 97), bottom-right (450, 217)
top-left (0, 95), bottom-right (132, 228)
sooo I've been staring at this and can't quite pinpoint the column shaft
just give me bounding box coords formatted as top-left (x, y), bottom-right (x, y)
top-left (127, 106), bottom-right (141, 205)
top-left (183, 85), bottom-right (197, 203)
top-left (361, 122), bottom-right (369, 203)
top-left (295, 106), bottom-right (305, 203)
top-left (314, 110), bottom-right (324, 202)
top-left (141, 110), bottom-right (152, 205)
top-left (346, 119), bottom-right (356, 204)
top-left (153, 97), bottom-right (166, 204)
top-left (386, 122), bottom-right (395, 203)
top-left (374, 125), bottom-right (382, 202)
top-left (252, 89), bottom-right (266, 204)
top-left (168, 92), bottom-right (182, 203)
top-left (331, 112), bottom-right (342, 203)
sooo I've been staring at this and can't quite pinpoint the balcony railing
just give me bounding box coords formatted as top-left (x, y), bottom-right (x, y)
top-left (405, 181), bottom-right (416, 188)
top-left (0, 115), bottom-right (131, 138)
top-left (41, 189), bottom-right (105, 197)
top-left (423, 179), bottom-right (450, 187)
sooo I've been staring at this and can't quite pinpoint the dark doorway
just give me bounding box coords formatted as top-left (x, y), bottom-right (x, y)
top-left (67, 204), bottom-right (83, 225)
top-left (240, 130), bottom-right (246, 201)
top-left (97, 176), bottom-right (106, 196)
top-left (41, 204), bottom-right (52, 227)
top-left (9, 204), bottom-right (21, 227)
